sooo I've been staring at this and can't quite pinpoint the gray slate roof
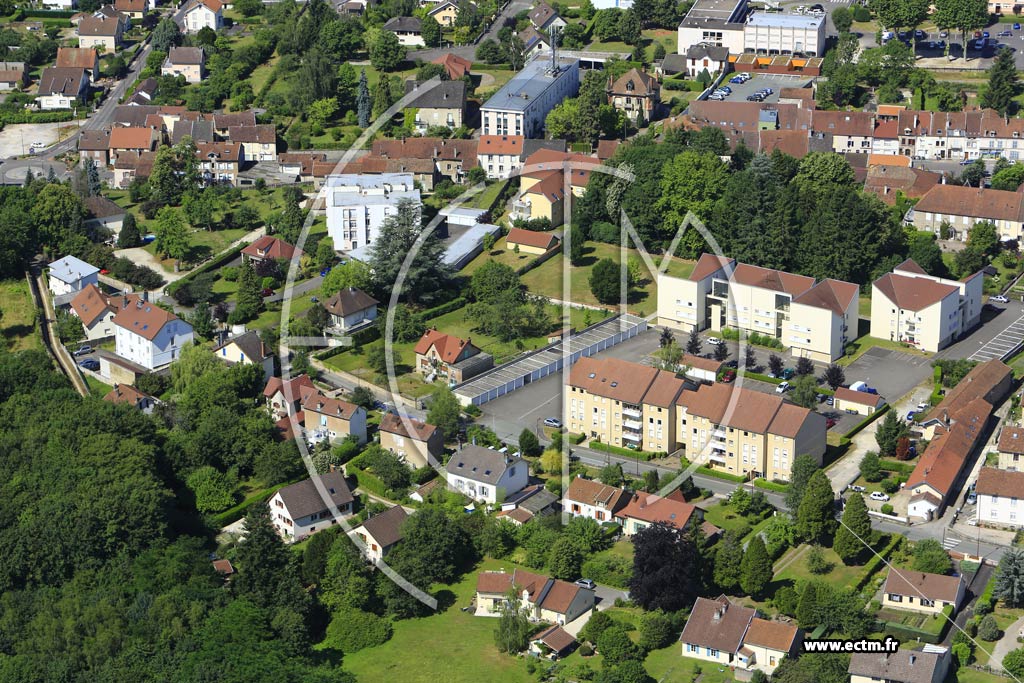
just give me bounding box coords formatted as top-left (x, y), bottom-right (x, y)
top-left (167, 46), bottom-right (204, 65)
top-left (685, 43), bottom-right (730, 61)
top-left (276, 472), bottom-right (354, 519)
top-left (447, 444), bottom-right (525, 486)
top-left (849, 650), bottom-right (948, 683)
top-left (404, 79), bottom-right (466, 110)
top-left (324, 287), bottom-right (378, 316)
top-left (358, 504), bottom-right (408, 548)
top-left (383, 16), bottom-right (421, 32)
top-left (214, 330), bottom-right (268, 362)
top-left (171, 119), bottom-right (214, 144)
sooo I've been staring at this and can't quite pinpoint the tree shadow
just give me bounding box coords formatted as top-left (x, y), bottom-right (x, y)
top-left (576, 246), bottom-right (599, 268)
top-left (433, 588), bottom-right (458, 612)
top-left (187, 244), bottom-right (213, 264)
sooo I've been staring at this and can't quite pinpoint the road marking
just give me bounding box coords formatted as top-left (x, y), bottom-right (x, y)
top-left (942, 538), bottom-right (961, 550)
top-left (518, 392), bottom-right (560, 421)
top-left (969, 313), bottom-right (1024, 361)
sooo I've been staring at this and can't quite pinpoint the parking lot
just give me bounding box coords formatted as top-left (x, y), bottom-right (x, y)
top-left (940, 298), bottom-right (1024, 360)
top-left (709, 73), bottom-right (813, 104)
top-left (844, 346), bottom-right (935, 407)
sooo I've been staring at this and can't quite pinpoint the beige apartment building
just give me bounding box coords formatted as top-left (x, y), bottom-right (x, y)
top-left (565, 356), bottom-right (686, 454)
top-left (909, 184), bottom-right (1024, 242)
top-left (657, 253), bottom-right (858, 362)
top-left (871, 258), bottom-right (983, 353)
top-left (676, 382), bottom-right (825, 481)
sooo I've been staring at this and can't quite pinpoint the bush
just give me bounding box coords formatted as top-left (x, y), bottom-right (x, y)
top-left (974, 598), bottom-right (993, 616)
top-left (881, 478), bottom-right (900, 494)
top-left (881, 503), bottom-right (894, 515)
top-left (979, 614), bottom-right (1001, 641)
top-left (323, 608), bottom-right (393, 652)
top-left (852, 4), bottom-right (870, 20)
top-left (581, 553), bottom-right (632, 589)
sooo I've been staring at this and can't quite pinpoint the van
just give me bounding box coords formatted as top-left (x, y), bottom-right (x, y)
top-left (849, 380), bottom-right (867, 392)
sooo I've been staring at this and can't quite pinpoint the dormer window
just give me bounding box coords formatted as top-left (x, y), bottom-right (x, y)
top-left (626, 80), bottom-right (634, 92)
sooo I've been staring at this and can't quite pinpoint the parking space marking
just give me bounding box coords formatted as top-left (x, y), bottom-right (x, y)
top-left (969, 313), bottom-right (1024, 361)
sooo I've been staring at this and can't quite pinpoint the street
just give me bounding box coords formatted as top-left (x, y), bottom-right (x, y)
top-left (408, 0), bottom-right (533, 61)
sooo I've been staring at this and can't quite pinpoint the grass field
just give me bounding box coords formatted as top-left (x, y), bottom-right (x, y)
top-left (460, 236), bottom-right (546, 274)
top-left (702, 502), bottom-right (760, 535)
top-left (0, 279), bottom-right (41, 352)
top-left (85, 375), bottom-right (112, 396)
top-left (774, 537), bottom-right (885, 586)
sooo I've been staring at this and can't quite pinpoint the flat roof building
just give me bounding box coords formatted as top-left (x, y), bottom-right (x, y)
top-left (677, 0), bottom-right (747, 55)
top-left (744, 12), bottom-right (826, 56)
top-left (480, 54), bottom-right (580, 139)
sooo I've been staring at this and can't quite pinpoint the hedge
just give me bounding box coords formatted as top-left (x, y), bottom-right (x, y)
top-left (879, 459), bottom-right (915, 476)
top-left (843, 403), bottom-right (890, 440)
top-left (22, 8), bottom-right (77, 17)
top-left (930, 366), bottom-right (944, 405)
top-left (569, 432), bottom-right (587, 444)
top-left (420, 297), bottom-right (468, 321)
top-left (853, 534), bottom-right (904, 592)
top-left (753, 478), bottom-right (789, 492)
top-left (696, 466), bottom-right (746, 483)
top-left (588, 441), bottom-right (666, 461)
top-left (316, 323), bottom-right (382, 360)
top-left (719, 327), bottom-right (784, 350)
top-left (882, 604), bottom-right (953, 644)
top-left (0, 110), bottom-right (76, 125)
top-left (346, 465), bottom-right (389, 499)
top-left (744, 371), bottom-right (783, 385)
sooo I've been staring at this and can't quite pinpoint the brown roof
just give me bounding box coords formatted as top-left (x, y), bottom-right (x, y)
top-left (645, 370), bottom-right (687, 408)
top-left (849, 650), bottom-right (947, 683)
top-left (476, 568), bottom-right (549, 600)
top-left (926, 360), bottom-right (1011, 423)
top-left (770, 401), bottom-right (818, 439)
top-left (379, 412), bottom-right (439, 443)
top-left (812, 109), bottom-right (874, 137)
top-left (529, 0), bottom-right (558, 27)
top-left (779, 87), bottom-right (814, 103)
top-left (569, 356), bottom-right (660, 405)
top-left (214, 111), bottom-right (256, 129)
top-left (521, 148), bottom-right (592, 187)
top-left (114, 0), bottom-right (146, 12)
top-left (895, 258), bottom-right (928, 275)
top-left (908, 397), bottom-right (992, 495)
top-left (102, 383), bottom-right (152, 407)
top-left (532, 625), bottom-right (576, 653)
top-left (263, 373), bottom-right (317, 400)
top-left (37, 67), bottom-right (88, 96)
top-left (433, 53), bottom-right (471, 79)
top-left (539, 580), bottom-right (584, 614)
top-left (682, 353), bottom-right (723, 373)
top-left (414, 328), bottom-right (476, 363)
top-left (57, 47), bottom-right (98, 69)
top-left (793, 278), bottom-right (859, 316)
top-left (678, 383), bottom-right (807, 436)
top-left (608, 68), bottom-right (658, 97)
top-left (689, 253), bottom-right (735, 282)
top-left (276, 472), bottom-right (353, 519)
top-left (212, 558), bottom-right (234, 574)
top-left (228, 124), bottom-right (275, 144)
top-left (978, 466), bottom-right (1024, 498)
top-left (873, 272), bottom-right (959, 312)
top-left (84, 195), bottom-right (125, 220)
top-left (999, 426), bottom-right (1024, 454)
top-left (357, 504), bottom-right (408, 548)
top-left (506, 227), bottom-right (558, 250)
top-left (497, 507), bottom-right (534, 524)
top-left (109, 126), bottom-right (156, 151)
top-left (111, 296), bottom-right (185, 341)
top-left (914, 184), bottom-right (1024, 223)
top-left (77, 15), bottom-right (121, 36)
top-left (167, 46), bottom-right (204, 65)
top-left (323, 287), bottom-right (378, 317)
top-left (679, 596), bottom-right (754, 653)
top-left (834, 386), bottom-right (885, 407)
top-left (731, 262), bottom-right (815, 296)
top-left (302, 392), bottom-right (360, 420)
top-left (596, 139), bottom-right (621, 160)
top-left (196, 141), bottom-right (241, 163)
top-left (564, 477), bottom-right (631, 513)
top-left (185, 0), bottom-right (223, 12)
top-left (372, 137), bottom-right (478, 165)
top-left (278, 152), bottom-right (327, 175)
top-left (70, 283), bottom-right (117, 327)
top-left (617, 491), bottom-right (697, 531)
top-left (78, 129), bottom-right (110, 151)
top-left (476, 571), bottom-right (515, 594)
top-left (241, 235), bottom-right (301, 262)
top-left (864, 165), bottom-right (942, 205)
top-left (883, 568), bottom-right (963, 603)
top-left (743, 618), bottom-right (799, 652)
top-left (478, 135), bottom-right (525, 156)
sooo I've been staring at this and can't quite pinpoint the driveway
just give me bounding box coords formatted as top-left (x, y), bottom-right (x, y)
top-left (989, 614), bottom-right (1024, 670)
top-left (114, 247), bottom-right (186, 283)
top-left (940, 298), bottom-right (1024, 361)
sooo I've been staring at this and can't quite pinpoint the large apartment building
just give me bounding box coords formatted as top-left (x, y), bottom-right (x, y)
top-left (480, 54), bottom-right (579, 139)
top-left (324, 173), bottom-right (420, 252)
top-left (565, 356), bottom-right (825, 479)
top-left (909, 184), bottom-right (1024, 242)
top-left (657, 253), bottom-right (858, 363)
top-left (870, 258), bottom-right (983, 353)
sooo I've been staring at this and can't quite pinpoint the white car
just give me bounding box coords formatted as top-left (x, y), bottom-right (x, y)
top-left (707, 337), bottom-right (724, 346)
top-left (776, 381), bottom-right (790, 394)
top-left (870, 491), bottom-right (890, 502)
top-left (991, 294), bottom-right (1009, 303)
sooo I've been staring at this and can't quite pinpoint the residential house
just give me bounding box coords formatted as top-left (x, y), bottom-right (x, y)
top-left (478, 135), bottom-right (525, 179)
top-left (76, 14), bottom-right (123, 53)
top-left (49, 255), bottom-right (99, 296)
top-left (682, 44), bottom-right (730, 78)
top-left (906, 360), bottom-right (1012, 520)
top-left (616, 491), bottom-right (703, 536)
top-left (863, 165), bottom-right (942, 206)
top-left (126, 76), bottom-right (158, 105)
top-left (108, 126), bottom-right (159, 162)
top-left (882, 568), bottom-right (965, 615)
top-left (606, 68), bottom-right (660, 122)
top-left (528, 1), bottom-right (566, 31)
top-left (505, 227), bottom-right (558, 254)
top-left (474, 569), bottom-right (595, 624)
top-left (324, 173), bottom-right (421, 252)
top-left (403, 79), bottom-right (466, 132)
top-left (849, 649), bottom-right (950, 683)
top-left (658, 253), bottom-right (859, 363)
top-left (0, 61), bottom-right (27, 90)
top-left (353, 504), bottom-right (408, 563)
top-left (565, 356), bottom-right (686, 453)
top-left (83, 195), bottom-right (126, 235)
top-left (517, 25), bottom-right (550, 60)
top-left (563, 477), bottom-right (631, 523)
top-left (500, 484), bottom-right (558, 521)
top-left (445, 444), bottom-right (529, 504)
top-left (302, 392), bottom-right (368, 445)
top-left (241, 235), bottom-right (302, 266)
top-left (213, 110), bottom-right (256, 136)
top-left (414, 328), bottom-right (493, 383)
top-left (977, 466), bottom-right (1024, 527)
top-left (196, 141), bottom-right (242, 185)
top-left (812, 109), bottom-right (874, 154)
top-left (162, 46), bottom-right (205, 83)
top-left (268, 472), bottom-right (354, 542)
top-left (278, 152), bottom-right (327, 182)
top-left (263, 374), bottom-right (316, 420)
top-left (998, 426), bottom-right (1024, 470)
top-left (112, 295), bottom-right (195, 370)
top-left (676, 381), bottom-right (827, 480)
top-left (480, 55), bottom-right (580, 139)
top-left (383, 16), bottom-right (424, 46)
top-left (833, 387), bottom-right (886, 416)
top-left (679, 596), bottom-right (801, 674)
top-left (78, 129), bottom-right (111, 166)
top-left (427, 0), bottom-right (458, 26)
top-left (433, 52), bottom-right (471, 79)
top-left (379, 413), bottom-right (444, 468)
top-left (909, 184), bottom-right (1024, 242)
top-left (69, 283), bottom-right (119, 339)
top-left (227, 124), bottom-right (276, 161)
top-left (36, 67), bottom-right (89, 110)
top-left (530, 626), bottom-right (577, 658)
top-left (322, 287), bottom-right (378, 331)
top-left (371, 137), bottom-right (478, 183)
top-left (56, 48), bottom-right (100, 77)
top-left (511, 149), bottom-right (592, 227)
top-left (182, 0), bottom-right (223, 33)
top-left (213, 330), bottom-right (274, 382)
top-left (410, 478), bottom-right (443, 503)
top-left (113, 0), bottom-right (147, 20)
top-left (102, 383), bottom-right (158, 413)
top-left (112, 150), bottom-right (156, 188)
top-left (871, 258), bottom-right (983, 353)
top-left (170, 117), bottom-right (213, 144)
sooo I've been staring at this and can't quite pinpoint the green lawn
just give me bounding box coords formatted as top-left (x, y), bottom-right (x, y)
top-left (342, 559), bottom-right (536, 683)
top-left (0, 279), bottom-right (41, 352)
top-left (702, 502), bottom-right (760, 535)
top-left (837, 335), bottom-right (932, 367)
top-left (520, 241), bottom-right (693, 316)
top-left (85, 375), bottom-right (112, 396)
top-left (859, 295), bottom-right (871, 319)
top-left (644, 647), bottom-right (737, 682)
top-left (468, 179), bottom-right (509, 211)
top-left (774, 540), bottom-right (884, 587)
top-left (460, 235), bottom-right (547, 274)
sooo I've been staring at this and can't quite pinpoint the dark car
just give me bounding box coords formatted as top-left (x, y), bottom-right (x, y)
top-left (78, 359), bottom-right (100, 371)
top-left (826, 418), bottom-right (838, 429)
top-left (261, 287), bottom-right (275, 297)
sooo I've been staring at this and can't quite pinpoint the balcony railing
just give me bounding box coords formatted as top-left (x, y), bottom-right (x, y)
top-left (623, 406), bottom-right (642, 419)
top-left (622, 432), bottom-right (641, 443)
top-left (510, 198), bottom-right (531, 221)
top-left (624, 419), bottom-right (643, 431)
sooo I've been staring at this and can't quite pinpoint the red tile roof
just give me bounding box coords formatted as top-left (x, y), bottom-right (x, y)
top-left (617, 491), bottom-right (697, 531)
top-left (241, 235), bottom-right (301, 262)
top-left (70, 283), bottom-right (118, 327)
top-left (414, 328), bottom-right (475, 363)
top-left (564, 477), bottom-right (631, 513)
top-left (433, 53), bottom-right (472, 80)
top-left (102, 383), bottom-right (152, 407)
top-left (263, 373), bottom-right (316, 400)
top-left (978, 466), bottom-right (1024, 497)
top-left (834, 386), bottom-right (885, 407)
top-left (56, 47), bottom-right (98, 69)
top-left (109, 126), bottom-right (156, 151)
top-left (873, 272), bottom-right (959, 312)
top-left (999, 426), bottom-right (1024, 454)
top-left (506, 227), bottom-right (558, 250)
top-left (302, 392), bottom-right (360, 420)
top-left (478, 135), bottom-right (524, 156)
top-left (111, 296), bottom-right (185, 341)
top-left (744, 618), bottom-right (799, 652)
top-left (689, 253), bottom-right (735, 281)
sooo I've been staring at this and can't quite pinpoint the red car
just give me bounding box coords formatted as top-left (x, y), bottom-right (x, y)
top-left (826, 418), bottom-right (838, 429)
top-left (261, 288), bottom-right (275, 297)
top-left (100, 268), bottom-right (109, 275)
top-left (720, 369), bottom-right (736, 383)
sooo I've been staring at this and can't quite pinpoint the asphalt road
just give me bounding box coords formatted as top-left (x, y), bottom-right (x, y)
top-left (408, 0), bottom-right (533, 61)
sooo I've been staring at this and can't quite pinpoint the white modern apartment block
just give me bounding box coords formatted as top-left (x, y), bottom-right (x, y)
top-left (111, 296), bottom-right (194, 370)
top-left (480, 54), bottom-right (580, 139)
top-left (324, 173), bottom-right (421, 252)
top-left (743, 12), bottom-right (825, 56)
top-left (658, 253), bottom-right (858, 362)
top-left (445, 444), bottom-right (529, 504)
top-left (871, 258), bottom-right (983, 353)
top-left (677, 0), bottom-right (747, 55)
top-left (977, 467), bottom-right (1024, 528)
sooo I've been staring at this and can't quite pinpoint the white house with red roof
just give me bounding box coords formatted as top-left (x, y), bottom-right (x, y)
top-left (302, 391), bottom-right (367, 445)
top-left (112, 295), bottom-right (194, 370)
top-left (241, 235), bottom-right (302, 265)
top-left (679, 596), bottom-right (801, 674)
top-left (414, 328), bottom-right (493, 383)
top-left (182, 0), bottom-right (223, 33)
top-left (474, 568), bottom-right (595, 624)
top-left (264, 374), bottom-right (317, 420)
top-left (69, 283), bottom-right (120, 340)
top-left (563, 477), bottom-right (631, 523)
top-left (615, 490), bottom-right (703, 536)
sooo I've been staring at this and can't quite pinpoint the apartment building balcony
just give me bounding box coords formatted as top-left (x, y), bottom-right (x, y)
top-left (623, 406), bottom-right (642, 419)
top-left (624, 419), bottom-right (643, 431)
top-left (510, 197), bottom-right (532, 222)
top-left (712, 429), bottom-right (727, 440)
top-left (622, 432), bottom-right (641, 443)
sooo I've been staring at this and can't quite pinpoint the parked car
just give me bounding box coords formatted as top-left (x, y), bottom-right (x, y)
top-left (848, 484), bottom-right (866, 493)
top-left (991, 294), bottom-right (1009, 303)
top-left (826, 396), bottom-right (834, 406)
top-left (1015, 22), bottom-right (1021, 29)
top-left (915, 29), bottom-right (925, 38)
top-left (707, 337), bottom-right (723, 346)
top-left (721, 369), bottom-right (736, 383)
top-left (72, 345), bottom-right (93, 357)
top-left (719, 85), bottom-right (732, 93)
top-left (906, 411), bottom-right (916, 421)
top-left (320, 267), bottom-right (331, 277)
top-left (261, 288), bottom-right (275, 297)
top-left (781, 368), bottom-right (795, 380)
top-left (78, 359), bottom-right (100, 371)
top-left (999, 29), bottom-right (1013, 37)
top-left (870, 491), bottom-right (890, 501)
top-left (708, 93), bottom-right (725, 101)
top-left (746, 94), bottom-right (765, 102)
top-left (984, 30), bottom-right (991, 37)
top-left (967, 491), bottom-right (978, 505)
top-left (826, 418), bottom-right (838, 429)
top-left (543, 417), bottom-right (563, 429)
top-left (776, 381), bottom-right (790, 394)
top-left (575, 578), bottom-right (596, 590)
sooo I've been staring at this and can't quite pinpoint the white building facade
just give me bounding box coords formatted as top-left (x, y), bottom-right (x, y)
top-left (480, 55), bottom-right (580, 139)
top-left (324, 173), bottom-right (421, 252)
top-left (112, 299), bottom-right (194, 370)
top-left (743, 12), bottom-right (825, 56)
